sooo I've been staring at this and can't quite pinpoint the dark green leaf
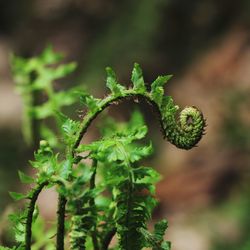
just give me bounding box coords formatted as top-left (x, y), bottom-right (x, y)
top-left (29, 101), bottom-right (54, 119)
top-left (154, 220), bottom-right (168, 241)
top-left (151, 75), bottom-right (172, 105)
top-left (9, 192), bottom-right (27, 201)
top-left (40, 45), bottom-right (63, 64)
top-left (18, 171), bottom-right (34, 184)
top-left (53, 62), bottom-right (77, 79)
top-left (40, 125), bottom-right (59, 148)
top-left (106, 67), bottom-right (126, 96)
top-left (128, 110), bottom-right (145, 128)
top-left (80, 94), bottom-right (101, 113)
top-left (59, 158), bottom-right (73, 179)
top-left (160, 241), bottom-right (171, 250)
top-left (131, 63), bottom-right (146, 93)
top-left (53, 88), bottom-right (80, 108)
top-left (129, 143), bottom-right (153, 162)
top-left (62, 117), bottom-right (80, 146)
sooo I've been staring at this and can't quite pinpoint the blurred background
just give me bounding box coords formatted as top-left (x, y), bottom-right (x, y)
top-left (1, 0), bottom-right (250, 249)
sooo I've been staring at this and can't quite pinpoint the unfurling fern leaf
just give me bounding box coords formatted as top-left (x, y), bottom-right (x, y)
top-left (7, 47), bottom-right (206, 250)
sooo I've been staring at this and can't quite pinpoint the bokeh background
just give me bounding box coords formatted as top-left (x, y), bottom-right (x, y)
top-left (1, 0), bottom-right (250, 249)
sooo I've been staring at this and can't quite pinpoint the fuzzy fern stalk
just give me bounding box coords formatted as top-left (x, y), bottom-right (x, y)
top-left (2, 47), bottom-right (206, 250)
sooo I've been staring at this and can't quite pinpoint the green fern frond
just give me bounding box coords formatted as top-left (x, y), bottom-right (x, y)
top-left (10, 47), bottom-right (206, 250)
top-left (74, 63), bottom-right (206, 151)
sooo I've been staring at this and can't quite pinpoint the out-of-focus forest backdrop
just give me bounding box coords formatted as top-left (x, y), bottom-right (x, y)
top-left (1, 0), bottom-right (250, 249)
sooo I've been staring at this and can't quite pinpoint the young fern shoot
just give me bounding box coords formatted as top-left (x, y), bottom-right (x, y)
top-left (2, 47), bottom-right (206, 250)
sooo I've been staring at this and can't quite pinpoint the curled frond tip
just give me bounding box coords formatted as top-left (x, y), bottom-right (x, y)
top-left (162, 105), bottom-right (206, 150)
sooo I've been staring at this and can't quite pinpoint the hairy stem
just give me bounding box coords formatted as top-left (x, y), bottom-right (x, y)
top-left (73, 91), bottom-right (153, 150)
top-left (25, 181), bottom-right (48, 250)
top-left (123, 173), bottom-right (133, 249)
top-left (90, 159), bottom-right (99, 250)
top-left (90, 159), bottom-right (97, 193)
top-left (56, 194), bottom-right (67, 250)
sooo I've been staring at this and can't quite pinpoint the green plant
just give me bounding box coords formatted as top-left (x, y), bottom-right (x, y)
top-left (1, 47), bottom-right (205, 250)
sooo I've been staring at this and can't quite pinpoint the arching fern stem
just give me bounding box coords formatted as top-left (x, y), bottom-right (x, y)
top-left (25, 181), bottom-right (48, 250)
top-left (56, 89), bottom-right (205, 249)
top-left (89, 159), bottom-right (99, 250)
top-left (56, 195), bottom-right (67, 250)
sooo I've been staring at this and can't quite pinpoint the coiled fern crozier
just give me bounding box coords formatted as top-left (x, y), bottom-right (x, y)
top-left (1, 47), bottom-right (205, 250)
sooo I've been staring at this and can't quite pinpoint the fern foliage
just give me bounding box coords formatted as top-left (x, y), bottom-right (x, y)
top-left (1, 47), bottom-right (206, 250)
top-left (11, 45), bottom-right (79, 146)
top-left (76, 111), bottom-right (168, 250)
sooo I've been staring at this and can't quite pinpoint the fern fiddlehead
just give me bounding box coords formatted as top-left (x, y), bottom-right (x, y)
top-left (161, 104), bottom-right (205, 149)
top-left (66, 63), bottom-right (206, 250)
top-left (72, 69), bottom-right (205, 151)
